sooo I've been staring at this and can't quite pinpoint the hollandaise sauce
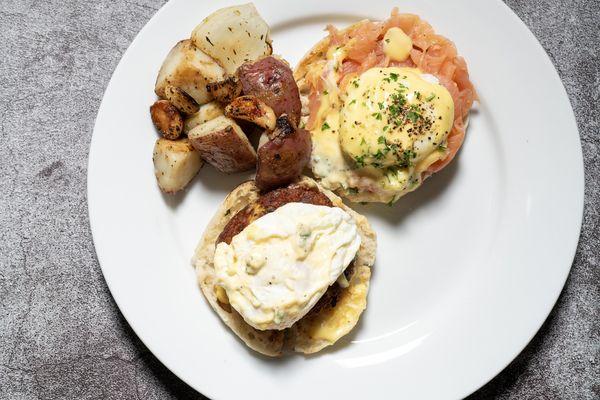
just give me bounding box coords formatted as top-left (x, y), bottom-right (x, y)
top-left (310, 63), bottom-right (454, 203)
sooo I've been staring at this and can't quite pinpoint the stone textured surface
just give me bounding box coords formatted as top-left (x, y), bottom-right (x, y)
top-left (0, 0), bottom-right (597, 398)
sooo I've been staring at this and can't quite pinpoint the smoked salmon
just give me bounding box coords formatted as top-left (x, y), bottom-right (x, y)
top-left (304, 8), bottom-right (476, 177)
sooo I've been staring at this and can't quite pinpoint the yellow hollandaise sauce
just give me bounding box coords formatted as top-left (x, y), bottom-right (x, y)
top-left (310, 63), bottom-right (454, 203)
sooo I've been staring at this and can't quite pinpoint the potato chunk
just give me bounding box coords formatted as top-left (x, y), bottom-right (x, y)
top-left (183, 101), bottom-right (224, 134)
top-left (225, 95), bottom-right (276, 130)
top-left (206, 76), bottom-right (242, 104)
top-left (188, 116), bottom-right (256, 173)
top-left (191, 4), bottom-right (272, 74)
top-left (150, 100), bottom-right (183, 139)
top-left (155, 39), bottom-right (225, 105)
top-left (255, 115), bottom-right (311, 191)
top-left (163, 85), bottom-right (199, 115)
top-left (237, 56), bottom-right (301, 125)
top-left (153, 138), bottom-right (203, 193)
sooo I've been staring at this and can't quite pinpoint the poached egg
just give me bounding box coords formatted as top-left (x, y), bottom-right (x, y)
top-left (307, 29), bottom-right (455, 203)
top-left (214, 202), bottom-right (361, 330)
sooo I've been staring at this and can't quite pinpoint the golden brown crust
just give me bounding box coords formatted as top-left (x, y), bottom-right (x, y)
top-left (163, 85), bottom-right (199, 115)
top-left (154, 39), bottom-right (225, 105)
top-left (224, 95), bottom-right (276, 130)
top-left (150, 100), bottom-right (183, 140)
top-left (206, 76), bottom-right (243, 104)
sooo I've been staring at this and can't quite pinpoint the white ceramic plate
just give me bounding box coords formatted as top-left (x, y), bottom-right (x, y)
top-left (88, 1), bottom-right (584, 399)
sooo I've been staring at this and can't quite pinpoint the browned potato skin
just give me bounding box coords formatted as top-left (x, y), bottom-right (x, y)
top-left (237, 56), bottom-right (302, 125)
top-left (225, 95), bottom-right (276, 130)
top-left (255, 115), bottom-right (312, 191)
top-left (189, 117), bottom-right (256, 174)
top-left (206, 76), bottom-right (242, 104)
top-left (163, 85), bottom-right (199, 115)
top-left (150, 100), bottom-right (183, 139)
top-left (154, 39), bottom-right (225, 106)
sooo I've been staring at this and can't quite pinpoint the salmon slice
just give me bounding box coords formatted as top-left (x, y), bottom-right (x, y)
top-left (304, 8), bottom-right (477, 177)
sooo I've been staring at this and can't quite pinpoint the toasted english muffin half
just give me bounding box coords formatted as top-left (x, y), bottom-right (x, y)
top-left (192, 176), bottom-right (376, 356)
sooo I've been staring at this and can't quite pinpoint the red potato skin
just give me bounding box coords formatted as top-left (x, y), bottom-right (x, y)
top-left (237, 56), bottom-right (302, 125)
top-left (189, 126), bottom-right (256, 174)
top-left (255, 115), bottom-right (312, 191)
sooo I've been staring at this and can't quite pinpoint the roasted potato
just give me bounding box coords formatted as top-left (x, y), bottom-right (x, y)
top-left (191, 4), bottom-right (272, 74)
top-left (255, 115), bottom-right (312, 191)
top-left (206, 76), bottom-right (242, 103)
top-left (150, 100), bottom-right (183, 139)
top-left (258, 131), bottom-right (269, 148)
top-left (237, 56), bottom-right (302, 125)
top-left (183, 101), bottom-right (224, 134)
top-left (225, 95), bottom-right (276, 130)
top-left (155, 39), bottom-right (225, 105)
top-left (188, 116), bottom-right (257, 173)
top-left (163, 85), bottom-right (199, 115)
top-left (153, 138), bottom-right (203, 193)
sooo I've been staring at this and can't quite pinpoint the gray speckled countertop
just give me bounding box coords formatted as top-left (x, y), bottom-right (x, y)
top-left (0, 0), bottom-right (598, 399)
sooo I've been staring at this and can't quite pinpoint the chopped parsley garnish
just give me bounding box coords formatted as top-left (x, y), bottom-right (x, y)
top-left (321, 121), bottom-right (330, 130)
top-left (378, 102), bottom-right (384, 110)
top-left (352, 79), bottom-right (360, 88)
top-left (426, 93), bottom-right (436, 102)
top-left (377, 136), bottom-right (386, 145)
top-left (373, 149), bottom-right (385, 160)
top-left (349, 99), bottom-right (357, 105)
top-left (360, 137), bottom-right (367, 145)
top-left (323, 90), bottom-right (329, 95)
top-left (401, 150), bottom-right (416, 167)
top-left (406, 110), bottom-right (420, 123)
top-left (354, 155), bottom-right (366, 168)
top-left (389, 72), bottom-right (399, 81)
top-left (372, 112), bottom-right (382, 120)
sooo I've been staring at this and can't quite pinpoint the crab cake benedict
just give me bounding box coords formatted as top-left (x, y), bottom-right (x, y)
top-left (193, 177), bottom-right (376, 356)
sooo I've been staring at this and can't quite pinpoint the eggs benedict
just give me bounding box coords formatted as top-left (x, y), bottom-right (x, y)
top-left (295, 8), bottom-right (476, 203)
top-left (193, 177), bottom-right (376, 356)
top-left (214, 202), bottom-right (361, 331)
